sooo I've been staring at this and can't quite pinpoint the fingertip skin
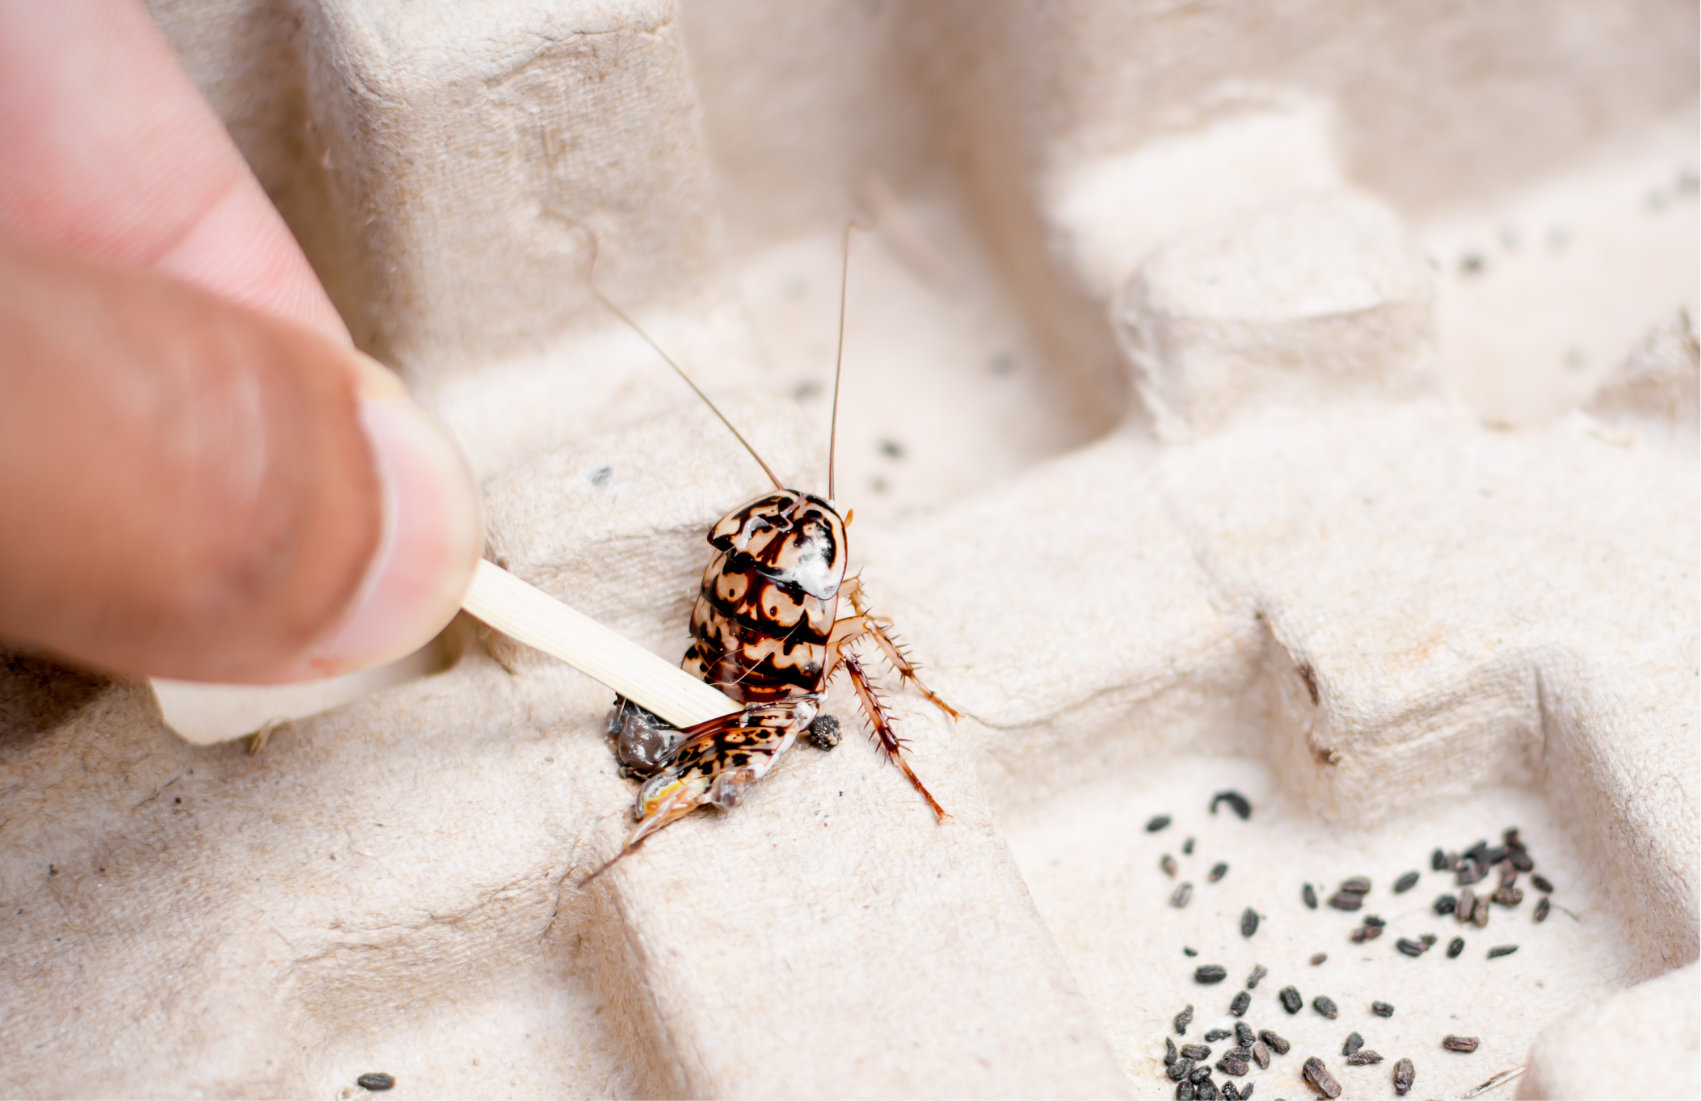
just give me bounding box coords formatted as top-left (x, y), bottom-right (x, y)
top-left (0, 235), bottom-right (382, 682)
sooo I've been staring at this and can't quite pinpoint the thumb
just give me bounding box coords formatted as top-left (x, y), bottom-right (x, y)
top-left (0, 233), bottom-right (483, 684)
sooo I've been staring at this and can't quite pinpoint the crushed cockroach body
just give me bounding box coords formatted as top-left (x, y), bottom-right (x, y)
top-left (1486, 944), bottom-right (1519, 959)
top-left (1258, 1029), bottom-right (1290, 1055)
top-left (1182, 1043), bottom-right (1211, 1060)
top-left (1346, 1049), bottom-right (1384, 1066)
top-left (1310, 951), bottom-right (1329, 964)
top-left (1302, 883), bottom-right (1318, 909)
top-left (1209, 862), bottom-right (1229, 882)
top-left (1312, 995), bottom-right (1339, 1019)
top-left (1229, 991), bottom-right (1251, 1016)
top-left (1204, 1028), bottom-right (1232, 1042)
top-left (1278, 986), bottom-right (1303, 1014)
top-left (1244, 964), bottom-right (1267, 989)
top-left (1393, 1056), bottom-right (1415, 1094)
top-left (1393, 870), bottom-right (1420, 893)
top-left (1457, 887), bottom-right (1477, 923)
top-left (582, 225), bottom-right (960, 884)
top-left (1533, 896), bottom-right (1551, 923)
top-left (1162, 854), bottom-right (1180, 877)
top-left (1443, 1035), bottom-right (1481, 1053)
top-left (1447, 936), bottom-right (1466, 958)
top-left (1148, 814), bottom-right (1174, 832)
top-left (1371, 1001), bottom-right (1395, 1017)
top-left (1172, 882), bottom-right (1195, 908)
top-left (1210, 790), bottom-right (1253, 819)
top-left (1302, 1056), bottom-right (1342, 1098)
top-left (1342, 1032), bottom-right (1364, 1056)
top-left (1472, 895), bottom-right (1491, 927)
top-left (1174, 1005), bottom-right (1195, 1035)
top-left (1195, 965), bottom-right (1229, 984)
top-left (1240, 908), bottom-right (1259, 937)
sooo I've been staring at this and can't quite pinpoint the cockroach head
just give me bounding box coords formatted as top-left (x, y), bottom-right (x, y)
top-left (709, 490), bottom-right (847, 600)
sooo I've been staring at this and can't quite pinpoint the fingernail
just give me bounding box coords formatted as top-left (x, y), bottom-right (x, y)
top-left (306, 396), bottom-right (483, 675)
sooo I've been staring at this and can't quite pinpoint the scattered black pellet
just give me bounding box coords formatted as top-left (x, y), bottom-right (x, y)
top-left (1433, 893), bottom-right (1457, 915)
top-left (1278, 986), bottom-right (1303, 1014)
top-left (1472, 895), bottom-right (1491, 927)
top-left (1507, 848), bottom-right (1533, 871)
top-left (1419, 933), bottom-right (1436, 946)
top-left (1371, 1001), bottom-right (1394, 1018)
top-left (1237, 1084), bottom-right (1252, 1100)
top-left (1349, 925), bottom-right (1381, 944)
top-left (1185, 947), bottom-right (1199, 957)
top-left (1217, 1055), bottom-right (1249, 1077)
top-left (1235, 1023), bottom-right (1256, 1048)
top-left (1195, 1080), bottom-right (1218, 1101)
top-left (1245, 964), bottom-right (1267, 989)
top-left (1302, 1056), bottom-right (1342, 1098)
top-left (1210, 862), bottom-right (1229, 882)
top-left (1240, 908), bottom-right (1259, 937)
top-left (1345, 1050), bottom-right (1384, 1066)
top-left (1487, 944), bottom-right (1519, 959)
top-left (1362, 914), bottom-right (1385, 928)
top-left (1229, 991), bottom-right (1251, 1017)
top-left (1148, 814), bottom-right (1174, 832)
top-left (1534, 897), bottom-right (1551, 923)
top-left (1168, 1056), bottom-right (1195, 1080)
top-left (1393, 871), bottom-right (1420, 893)
top-left (1313, 995), bottom-right (1338, 1019)
top-left (1393, 1056), bottom-right (1415, 1095)
top-left (1442, 1035), bottom-right (1480, 1053)
top-left (1340, 876), bottom-right (1371, 894)
top-left (1492, 885), bottom-right (1524, 907)
top-left (1498, 864), bottom-right (1519, 888)
top-left (1175, 1081), bottom-right (1195, 1101)
top-left (1195, 965), bottom-right (1228, 984)
top-left (1257, 1029), bottom-right (1290, 1055)
top-left (1395, 937), bottom-right (1428, 958)
top-left (1326, 891), bottom-right (1363, 912)
top-left (1251, 1040), bottom-right (1270, 1068)
top-left (1302, 883), bottom-right (1318, 909)
top-left (1166, 1038), bottom-right (1180, 1065)
top-left (1174, 1004), bottom-right (1195, 1035)
top-left (1447, 937), bottom-right (1465, 958)
top-left (1483, 845), bottom-right (1509, 867)
top-left (1183, 836), bottom-right (1197, 855)
top-left (1457, 887), bottom-right (1476, 923)
top-left (1531, 873), bottom-right (1554, 893)
top-left (1162, 854), bottom-right (1180, 877)
top-left (1211, 790), bottom-right (1253, 819)
top-left (1310, 951), bottom-right (1329, 964)
top-left (1342, 1032), bottom-right (1364, 1056)
top-left (1430, 848), bottom-right (1448, 871)
top-left (1190, 1063), bottom-right (1214, 1082)
top-left (1456, 862), bottom-right (1486, 886)
top-left (1464, 840), bottom-right (1488, 862)
top-left (1182, 1043), bottom-right (1211, 1060)
top-left (1220, 1084), bottom-right (1238, 1101)
top-left (1172, 883), bottom-right (1194, 908)
top-left (1204, 1028), bottom-right (1232, 1042)
top-left (357, 1074), bottom-right (395, 1092)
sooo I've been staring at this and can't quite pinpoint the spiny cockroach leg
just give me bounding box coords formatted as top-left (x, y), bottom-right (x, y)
top-left (835, 651), bottom-right (946, 820)
top-left (832, 579), bottom-right (961, 721)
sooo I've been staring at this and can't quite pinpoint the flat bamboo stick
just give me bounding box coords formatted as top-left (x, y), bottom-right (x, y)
top-left (460, 558), bottom-right (738, 728)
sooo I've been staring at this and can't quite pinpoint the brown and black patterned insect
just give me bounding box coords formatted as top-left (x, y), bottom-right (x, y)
top-left (582, 226), bottom-right (958, 883)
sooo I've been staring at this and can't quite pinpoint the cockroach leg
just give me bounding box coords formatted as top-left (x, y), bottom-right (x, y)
top-left (834, 651), bottom-right (946, 820)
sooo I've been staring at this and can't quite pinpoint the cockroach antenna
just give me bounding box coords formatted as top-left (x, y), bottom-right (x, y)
top-left (827, 220), bottom-right (867, 504)
top-left (583, 234), bottom-right (785, 492)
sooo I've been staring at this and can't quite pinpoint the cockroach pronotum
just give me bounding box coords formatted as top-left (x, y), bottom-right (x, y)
top-left (580, 225), bottom-right (958, 883)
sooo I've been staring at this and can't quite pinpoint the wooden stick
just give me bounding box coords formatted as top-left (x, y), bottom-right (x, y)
top-left (460, 559), bottom-right (738, 728)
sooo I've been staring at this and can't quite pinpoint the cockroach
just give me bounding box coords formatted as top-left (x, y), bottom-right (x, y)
top-left (581, 225), bottom-right (958, 883)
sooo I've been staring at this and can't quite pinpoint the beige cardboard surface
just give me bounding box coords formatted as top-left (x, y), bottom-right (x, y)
top-left (4, 0), bottom-right (1697, 1096)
